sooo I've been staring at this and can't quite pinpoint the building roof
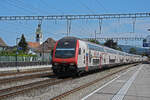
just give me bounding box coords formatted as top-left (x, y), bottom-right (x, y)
top-left (0, 37), bottom-right (7, 46)
top-left (27, 42), bottom-right (40, 49)
top-left (37, 38), bottom-right (56, 53)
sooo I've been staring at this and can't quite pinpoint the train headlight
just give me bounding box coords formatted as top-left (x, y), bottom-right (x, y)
top-left (54, 63), bottom-right (58, 65)
top-left (70, 63), bottom-right (75, 66)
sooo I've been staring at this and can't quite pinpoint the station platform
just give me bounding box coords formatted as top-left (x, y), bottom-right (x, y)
top-left (0, 65), bottom-right (52, 73)
top-left (82, 64), bottom-right (150, 100)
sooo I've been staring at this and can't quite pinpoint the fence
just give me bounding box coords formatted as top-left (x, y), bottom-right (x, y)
top-left (0, 61), bottom-right (51, 67)
top-left (0, 56), bottom-right (38, 62)
top-left (0, 56), bottom-right (52, 67)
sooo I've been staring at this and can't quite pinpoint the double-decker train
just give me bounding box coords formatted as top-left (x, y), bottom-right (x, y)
top-left (52, 37), bottom-right (147, 76)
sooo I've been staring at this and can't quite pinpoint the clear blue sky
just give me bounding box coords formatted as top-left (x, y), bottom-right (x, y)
top-left (0, 0), bottom-right (150, 46)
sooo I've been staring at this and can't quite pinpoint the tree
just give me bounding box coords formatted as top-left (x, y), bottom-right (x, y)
top-left (104, 40), bottom-right (116, 49)
top-left (104, 39), bottom-right (122, 51)
top-left (88, 39), bottom-right (100, 44)
top-left (18, 34), bottom-right (28, 53)
top-left (129, 48), bottom-right (137, 54)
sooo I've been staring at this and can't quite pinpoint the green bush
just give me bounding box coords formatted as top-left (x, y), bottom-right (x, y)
top-left (0, 51), bottom-right (37, 57)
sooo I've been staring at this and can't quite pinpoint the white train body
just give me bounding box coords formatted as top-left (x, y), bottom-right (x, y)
top-left (52, 37), bottom-right (147, 76)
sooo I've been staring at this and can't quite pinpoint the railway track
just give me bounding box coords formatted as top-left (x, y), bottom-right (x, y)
top-left (51, 64), bottom-right (138, 100)
top-left (0, 63), bottom-right (138, 100)
top-left (0, 71), bottom-right (53, 84)
top-left (0, 78), bottom-right (72, 100)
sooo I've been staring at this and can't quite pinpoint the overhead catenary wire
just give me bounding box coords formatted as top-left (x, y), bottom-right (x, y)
top-left (78, 0), bottom-right (96, 14)
top-left (13, 0), bottom-right (51, 14)
top-left (95, 0), bottom-right (108, 13)
top-left (40, 0), bottom-right (65, 15)
top-left (5, 0), bottom-right (38, 15)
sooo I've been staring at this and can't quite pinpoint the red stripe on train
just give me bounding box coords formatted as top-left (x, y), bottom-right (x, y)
top-left (75, 40), bottom-right (79, 65)
top-left (52, 41), bottom-right (58, 62)
top-left (86, 55), bottom-right (88, 71)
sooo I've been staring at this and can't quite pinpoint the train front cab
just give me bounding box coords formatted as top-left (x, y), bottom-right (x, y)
top-left (52, 37), bottom-right (79, 76)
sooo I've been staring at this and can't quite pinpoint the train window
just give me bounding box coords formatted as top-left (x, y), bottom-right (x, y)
top-left (88, 44), bottom-right (104, 52)
top-left (103, 58), bottom-right (106, 63)
top-left (79, 48), bottom-right (81, 55)
top-left (84, 55), bottom-right (85, 64)
top-left (83, 49), bottom-right (85, 53)
top-left (106, 49), bottom-right (117, 54)
top-left (89, 51), bottom-right (92, 63)
top-left (55, 48), bottom-right (75, 58)
top-left (93, 59), bottom-right (100, 65)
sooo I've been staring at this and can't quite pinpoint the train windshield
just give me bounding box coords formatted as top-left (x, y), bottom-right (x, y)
top-left (55, 48), bottom-right (75, 58)
top-left (55, 37), bottom-right (77, 58)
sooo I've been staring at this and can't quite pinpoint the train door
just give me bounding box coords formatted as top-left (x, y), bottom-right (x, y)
top-left (85, 52), bottom-right (88, 71)
top-left (99, 54), bottom-right (102, 69)
top-left (78, 48), bottom-right (84, 67)
top-left (77, 41), bottom-right (86, 68)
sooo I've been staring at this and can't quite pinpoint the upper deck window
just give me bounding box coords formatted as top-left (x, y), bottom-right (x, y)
top-left (88, 44), bottom-right (104, 52)
top-left (55, 48), bottom-right (75, 58)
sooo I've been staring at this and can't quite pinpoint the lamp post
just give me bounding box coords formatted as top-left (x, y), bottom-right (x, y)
top-left (16, 37), bottom-right (20, 72)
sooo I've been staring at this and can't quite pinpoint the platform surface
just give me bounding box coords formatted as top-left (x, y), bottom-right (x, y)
top-left (82, 64), bottom-right (150, 100)
top-left (0, 65), bottom-right (51, 73)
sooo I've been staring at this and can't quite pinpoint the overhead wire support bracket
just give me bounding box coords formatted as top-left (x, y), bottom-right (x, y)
top-left (84, 36), bottom-right (145, 41)
top-left (98, 18), bottom-right (103, 34)
top-left (66, 19), bottom-right (72, 37)
top-left (132, 17), bottom-right (136, 33)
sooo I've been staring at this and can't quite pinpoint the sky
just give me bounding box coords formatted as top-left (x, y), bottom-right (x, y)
top-left (0, 0), bottom-right (150, 46)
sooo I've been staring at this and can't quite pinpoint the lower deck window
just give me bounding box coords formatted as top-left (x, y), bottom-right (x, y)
top-left (55, 48), bottom-right (75, 58)
top-left (93, 59), bottom-right (100, 65)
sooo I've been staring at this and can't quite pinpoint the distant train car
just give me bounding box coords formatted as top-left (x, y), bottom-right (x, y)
top-left (52, 37), bottom-right (147, 76)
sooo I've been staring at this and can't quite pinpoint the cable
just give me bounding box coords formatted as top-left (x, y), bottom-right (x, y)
top-left (14, 0), bottom-right (50, 14)
top-left (39, 0), bottom-right (65, 14)
top-left (95, 0), bottom-right (108, 13)
top-left (5, 0), bottom-right (38, 14)
top-left (78, 0), bottom-right (96, 14)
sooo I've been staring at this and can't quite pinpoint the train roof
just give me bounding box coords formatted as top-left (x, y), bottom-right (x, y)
top-left (59, 36), bottom-right (142, 57)
top-left (59, 36), bottom-right (79, 41)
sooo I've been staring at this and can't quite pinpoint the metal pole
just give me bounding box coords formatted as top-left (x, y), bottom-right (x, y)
top-left (42, 43), bottom-right (44, 65)
top-left (66, 19), bottom-right (71, 37)
top-left (68, 20), bottom-right (71, 35)
top-left (99, 19), bottom-right (102, 34)
top-left (16, 39), bottom-right (17, 71)
top-left (95, 30), bottom-right (97, 41)
top-left (16, 38), bottom-right (20, 72)
top-left (132, 18), bottom-right (136, 33)
top-left (67, 20), bottom-right (69, 37)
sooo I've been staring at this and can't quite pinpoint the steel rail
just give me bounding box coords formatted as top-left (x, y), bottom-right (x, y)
top-left (0, 72), bottom-right (53, 84)
top-left (0, 78), bottom-right (72, 99)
